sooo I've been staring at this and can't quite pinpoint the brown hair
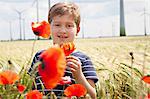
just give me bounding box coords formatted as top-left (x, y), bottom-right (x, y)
top-left (48, 2), bottom-right (80, 27)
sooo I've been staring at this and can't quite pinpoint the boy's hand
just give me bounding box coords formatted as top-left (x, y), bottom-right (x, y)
top-left (66, 56), bottom-right (82, 78)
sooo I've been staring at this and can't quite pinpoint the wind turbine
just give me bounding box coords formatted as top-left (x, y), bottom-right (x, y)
top-left (32, 0), bottom-right (40, 40)
top-left (120, 0), bottom-right (126, 36)
top-left (9, 21), bottom-right (13, 41)
top-left (48, 0), bottom-right (51, 10)
top-left (14, 9), bottom-right (27, 40)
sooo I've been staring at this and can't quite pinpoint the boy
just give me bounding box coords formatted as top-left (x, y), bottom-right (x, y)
top-left (28, 2), bottom-right (98, 99)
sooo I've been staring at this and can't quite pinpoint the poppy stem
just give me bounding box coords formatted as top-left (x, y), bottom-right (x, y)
top-left (50, 91), bottom-right (57, 99)
top-left (29, 61), bottom-right (41, 77)
top-left (23, 39), bottom-right (37, 74)
top-left (129, 52), bottom-right (134, 98)
top-left (142, 45), bottom-right (148, 98)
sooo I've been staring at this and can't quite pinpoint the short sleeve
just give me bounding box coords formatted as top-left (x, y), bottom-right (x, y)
top-left (82, 56), bottom-right (98, 83)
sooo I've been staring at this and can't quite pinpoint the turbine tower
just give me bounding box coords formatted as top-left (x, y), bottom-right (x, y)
top-left (120, 0), bottom-right (126, 36)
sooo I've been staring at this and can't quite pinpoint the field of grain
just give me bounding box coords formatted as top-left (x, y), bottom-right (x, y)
top-left (0, 36), bottom-right (150, 98)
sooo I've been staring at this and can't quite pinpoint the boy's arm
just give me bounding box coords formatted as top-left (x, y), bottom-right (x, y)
top-left (76, 71), bottom-right (97, 99)
top-left (66, 56), bottom-right (98, 99)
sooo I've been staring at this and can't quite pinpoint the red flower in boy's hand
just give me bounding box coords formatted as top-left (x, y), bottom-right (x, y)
top-left (64, 84), bottom-right (87, 97)
top-left (60, 42), bottom-right (76, 56)
top-left (26, 90), bottom-right (43, 99)
top-left (31, 21), bottom-right (50, 38)
top-left (38, 46), bottom-right (66, 89)
top-left (0, 70), bottom-right (19, 85)
top-left (142, 75), bottom-right (150, 84)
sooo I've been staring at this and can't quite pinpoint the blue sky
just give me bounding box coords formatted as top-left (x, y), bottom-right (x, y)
top-left (0, 0), bottom-right (149, 40)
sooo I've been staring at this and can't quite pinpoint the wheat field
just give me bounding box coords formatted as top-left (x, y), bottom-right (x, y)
top-left (0, 36), bottom-right (150, 98)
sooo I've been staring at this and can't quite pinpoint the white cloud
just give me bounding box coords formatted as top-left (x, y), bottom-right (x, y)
top-left (124, 0), bottom-right (145, 14)
top-left (125, 12), bottom-right (144, 36)
top-left (78, 2), bottom-right (108, 18)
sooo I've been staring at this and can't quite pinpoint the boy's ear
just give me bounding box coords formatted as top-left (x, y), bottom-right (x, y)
top-left (76, 26), bottom-right (80, 36)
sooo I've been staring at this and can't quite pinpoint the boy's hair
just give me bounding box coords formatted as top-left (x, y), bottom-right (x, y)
top-left (48, 2), bottom-right (80, 27)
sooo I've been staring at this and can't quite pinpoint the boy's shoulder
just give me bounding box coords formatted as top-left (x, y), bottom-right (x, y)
top-left (34, 50), bottom-right (45, 57)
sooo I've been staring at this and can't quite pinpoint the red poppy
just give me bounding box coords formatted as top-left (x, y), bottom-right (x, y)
top-left (142, 75), bottom-right (150, 84)
top-left (31, 21), bottom-right (51, 38)
top-left (58, 76), bottom-right (72, 85)
top-left (17, 83), bottom-right (26, 93)
top-left (64, 84), bottom-right (87, 97)
top-left (60, 42), bottom-right (76, 56)
top-left (38, 46), bottom-right (66, 89)
top-left (0, 70), bottom-right (19, 85)
top-left (144, 94), bottom-right (150, 99)
top-left (26, 90), bottom-right (43, 99)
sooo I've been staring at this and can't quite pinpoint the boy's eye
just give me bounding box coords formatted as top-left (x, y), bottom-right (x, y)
top-left (67, 24), bottom-right (74, 28)
top-left (54, 24), bottom-right (60, 26)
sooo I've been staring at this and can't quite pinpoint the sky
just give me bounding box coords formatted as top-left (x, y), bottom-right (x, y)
top-left (0, 0), bottom-right (150, 40)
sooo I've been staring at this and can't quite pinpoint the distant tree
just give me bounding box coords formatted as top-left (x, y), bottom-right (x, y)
top-left (120, 0), bottom-right (126, 36)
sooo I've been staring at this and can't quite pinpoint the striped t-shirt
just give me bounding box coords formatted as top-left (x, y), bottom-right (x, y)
top-left (28, 50), bottom-right (98, 98)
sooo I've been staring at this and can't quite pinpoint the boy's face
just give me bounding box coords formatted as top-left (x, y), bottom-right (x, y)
top-left (51, 14), bottom-right (80, 45)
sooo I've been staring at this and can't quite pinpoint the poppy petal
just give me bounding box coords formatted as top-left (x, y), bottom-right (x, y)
top-left (142, 75), bottom-right (150, 84)
top-left (31, 21), bottom-right (51, 38)
top-left (144, 94), bottom-right (150, 99)
top-left (17, 83), bottom-right (26, 93)
top-left (0, 70), bottom-right (19, 85)
top-left (38, 46), bottom-right (66, 89)
top-left (64, 84), bottom-right (87, 97)
top-left (60, 42), bottom-right (76, 56)
top-left (26, 90), bottom-right (43, 99)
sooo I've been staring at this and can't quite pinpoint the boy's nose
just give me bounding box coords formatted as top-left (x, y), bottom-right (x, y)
top-left (60, 26), bottom-right (67, 32)
top-left (59, 27), bottom-right (68, 36)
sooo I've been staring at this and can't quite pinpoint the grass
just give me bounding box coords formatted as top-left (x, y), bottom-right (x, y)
top-left (0, 36), bottom-right (150, 98)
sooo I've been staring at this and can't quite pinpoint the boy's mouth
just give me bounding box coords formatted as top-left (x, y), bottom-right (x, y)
top-left (57, 35), bottom-right (68, 38)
